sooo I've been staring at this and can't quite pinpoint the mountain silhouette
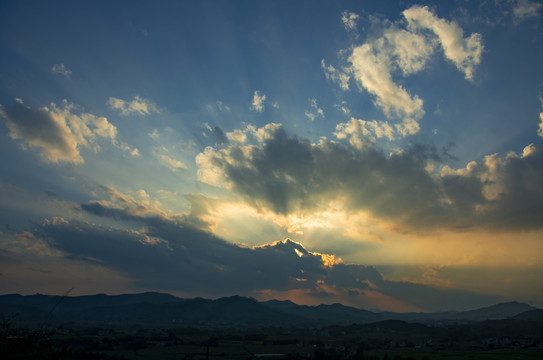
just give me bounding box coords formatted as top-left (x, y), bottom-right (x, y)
top-left (0, 293), bottom-right (539, 328)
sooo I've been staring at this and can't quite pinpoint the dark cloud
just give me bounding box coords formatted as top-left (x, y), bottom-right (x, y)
top-left (0, 103), bottom-right (81, 163)
top-left (199, 126), bottom-right (543, 231)
top-left (212, 126), bottom-right (228, 145)
top-left (0, 101), bottom-right (117, 164)
top-left (35, 203), bottom-right (501, 311)
top-left (41, 210), bottom-right (327, 294)
top-left (0, 248), bottom-right (21, 263)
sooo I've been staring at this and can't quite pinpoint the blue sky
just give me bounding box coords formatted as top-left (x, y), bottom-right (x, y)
top-left (1, 0), bottom-right (542, 312)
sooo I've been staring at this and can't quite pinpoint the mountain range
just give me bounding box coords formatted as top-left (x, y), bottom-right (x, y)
top-left (0, 292), bottom-right (539, 328)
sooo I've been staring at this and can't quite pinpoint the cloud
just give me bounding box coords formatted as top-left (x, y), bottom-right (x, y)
top-left (51, 63), bottom-right (71, 78)
top-left (205, 101), bottom-right (231, 116)
top-left (341, 11), bottom-right (360, 33)
top-left (108, 96), bottom-right (159, 116)
top-left (153, 147), bottom-right (186, 172)
top-left (538, 96), bottom-right (543, 138)
top-left (304, 99), bottom-right (324, 121)
top-left (512, 0), bottom-right (543, 24)
top-left (226, 128), bottom-right (247, 143)
top-left (0, 100), bottom-right (117, 164)
top-left (196, 123), bottom-right (543, 231)
top-left (348, 43), bottom-right (424, 131)
top-left (344, 20), bottom-right (432, 136)
top-left (42, 210), bottom-right (332, 295)
top-left (202, 124), bottom-right (229, 145)
top-left (326, 5), bottom-right (483, 139)
top-left (321, 60), bottom-right (350, 91)
top-left (335, 101), bottom-right (351, 115)
top-left (148, 128), bottom-right (160, 140)
top-left (250, 90), bottom-right (266, 112)
top-left (440, 144), bottom-right (543, 229)
top-left (335, 117), bottom-right (395, 148)
top-left (403, 5), bottom-right (483, 80)
top-left (27, 191), bottom-right (499, 311)
top-left (381, 25), bottom-right (436, 76)
top-left (216, 100), bottom-right (230, 112)
top-left (212, 126), bottom-right (228, 144)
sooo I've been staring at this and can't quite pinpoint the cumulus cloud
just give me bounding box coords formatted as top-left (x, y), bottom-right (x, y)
top-left (226, 128), bottom-right (247, 143)
top-left (305, 99), bottom-right (324, 121)
top-left (250, 90), bottom-right (266, 112)
top-left (349, 43), bottom-right (425, 125)
top-left (381, 25), bottom-right (436, 76)
top-left (325, 5), bottom-right (483, 139)
top-left (51, 63), bottom-right (72, 78)
top-left (108, 96), bottom-right (160, 116)
top-left (512, 0), bottom-right (543, 24)
top-left (196, 124), bottom-right (543, 231)
top-left (403, 5), bottom-right (483, 80)
top-left (0, 100), bottom-right (117, 164)
top-left (335, 117), bottom-right (395, 149)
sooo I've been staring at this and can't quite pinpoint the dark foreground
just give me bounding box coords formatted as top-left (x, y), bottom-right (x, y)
top-left (2, 319), bottom-right (542, 360)
top-left (1, 293), bottom-right (542, 359)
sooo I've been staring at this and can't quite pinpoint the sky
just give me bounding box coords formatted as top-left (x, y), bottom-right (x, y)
top-left (0, 0), bottom-right (542, 312)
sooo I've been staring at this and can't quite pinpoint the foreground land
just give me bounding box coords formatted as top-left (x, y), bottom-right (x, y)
top-left (2, 320), bottom-right (542, 360)
top-left (1, 293), bottom-right (542, 359)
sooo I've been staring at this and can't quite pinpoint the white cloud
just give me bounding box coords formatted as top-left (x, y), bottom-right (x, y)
top-left (137, 189), bottom-right (150, 200)
top-left (118, 142), bottom-right (141, 157)
top-left (249, 122), bottom-right (282, 143)
top-left (381, 26), bottom-right (435, 76)
top-left (154, 147), bottom-right (186, 172)
top-left (324, 5), bottom-right (482, 140)
top-left (349, 43), bottom-right (425, 122)
top-left (403, 5), bottom-right (483, 80)
top-left (51, 63), bottom-right (72, 78)
top-left (226, 129), bottom-right (247, 143)
top-left (341, 11), bottom-right (360, 33)
top-left (305, 98), bottom-right (324, 121)
top-left (108, 96), bottom-right (159, 116)
top-left (512, 0), bottom-right (543, 24)
top-left (321, 60), bottom-right (350, 90)
top-left (335, 117), bottom-right (395, 149)
top-left (335, 101), bottom-right (351, 115)
top-left (250, 90), bottom-right (266, 112)
top-left (160, 153), bottom-right (185, 171)
top-left (0, 100), bottom-right (117, 164)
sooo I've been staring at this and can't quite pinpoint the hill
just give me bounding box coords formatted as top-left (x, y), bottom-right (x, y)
top-left (0, 293), bottom-right (539, 328)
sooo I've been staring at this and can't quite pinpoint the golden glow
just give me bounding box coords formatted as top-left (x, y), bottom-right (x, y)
top-left (196, 194), bottom-right (543, 272)
top-left (315, 253), bottom-right (343, 268)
